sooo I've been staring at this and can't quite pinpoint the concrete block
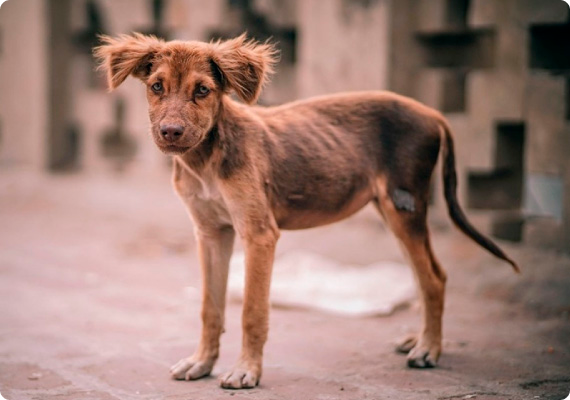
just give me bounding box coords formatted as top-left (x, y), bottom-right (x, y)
top-left (523, 173), bottom-right (564, 221)
top-left (297, 0), bottom-right (389, 98)
top-left (560, 127), bottom-right (570, 253)
top-left (416, 0), bottom-right (447, 32)
top-left (488, 71), bottom-right (525, 121)
top-left (526, 73), bottom-right (566, 175)
top-left (461, 71), bottom-right (497, 170)
top-left (470, 0), bottom-right (507, 27)
top-left (388, 0), bottom-right (423, 97)
top-left (414, 69), bottom-right (444, 110)
top-left (517, 0), bottom-right (569, 25)
top-left (0, 0), bottom-right (48, 169)
top-left (495, 25), bottom-right (528, 71)
top-left (524, 217), bottom-right (564, 250)
top-left (254, 0), bottom-right (297, 28)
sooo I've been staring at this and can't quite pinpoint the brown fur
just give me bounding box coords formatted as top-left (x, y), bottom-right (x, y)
top-left (94, 33), bottom-right (518, 389)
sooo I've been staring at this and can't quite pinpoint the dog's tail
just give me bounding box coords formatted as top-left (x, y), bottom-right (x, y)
top-left (437, 118), bottom-right (520, 273)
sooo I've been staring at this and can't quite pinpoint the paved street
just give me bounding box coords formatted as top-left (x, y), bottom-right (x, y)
top-left (0, 170), bottom-right (569, 400)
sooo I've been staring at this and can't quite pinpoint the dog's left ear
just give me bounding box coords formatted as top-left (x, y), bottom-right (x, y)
top-left (210, 34), bottom-right (279, 104)
top-left (94, 33), bottom-right (164, 90)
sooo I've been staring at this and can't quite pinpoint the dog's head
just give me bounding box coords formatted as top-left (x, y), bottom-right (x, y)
top-left (94, 33), bottom-right (277, 154)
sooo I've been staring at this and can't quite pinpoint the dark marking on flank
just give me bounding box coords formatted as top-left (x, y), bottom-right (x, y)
top-left (392, 188), bottom-right (416, 212)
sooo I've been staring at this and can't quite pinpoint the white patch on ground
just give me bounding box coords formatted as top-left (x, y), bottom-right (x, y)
top-left (228, 250), bottom-right (416, 317)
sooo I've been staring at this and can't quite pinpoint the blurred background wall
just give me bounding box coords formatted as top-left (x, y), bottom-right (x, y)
top-left (0, 0), bottom-right (568, 253)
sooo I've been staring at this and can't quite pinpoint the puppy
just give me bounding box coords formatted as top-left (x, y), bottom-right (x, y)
top-left (95, 33), bottom-right (518, 389)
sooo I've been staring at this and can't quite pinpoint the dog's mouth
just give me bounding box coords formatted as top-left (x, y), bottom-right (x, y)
top-left (158, 144), bottom-right (192, 154)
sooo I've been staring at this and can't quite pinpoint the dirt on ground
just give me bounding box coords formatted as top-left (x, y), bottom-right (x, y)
top-left (0, 170), bottom-right (569, 400)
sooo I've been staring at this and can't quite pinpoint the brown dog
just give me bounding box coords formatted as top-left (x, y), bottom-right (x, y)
top-left (94, 33), bottom-right (518, 389)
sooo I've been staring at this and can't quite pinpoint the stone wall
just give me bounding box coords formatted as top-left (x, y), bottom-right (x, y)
top-left (0, 0), bottom-right (48, 170)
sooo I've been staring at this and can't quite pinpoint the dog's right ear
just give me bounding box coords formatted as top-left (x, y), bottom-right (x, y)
top-left (94, 33), bottom-right (164, 90)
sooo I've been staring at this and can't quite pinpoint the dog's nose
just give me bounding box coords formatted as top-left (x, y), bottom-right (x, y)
top-left (160, 124), bottom-right (184, 142)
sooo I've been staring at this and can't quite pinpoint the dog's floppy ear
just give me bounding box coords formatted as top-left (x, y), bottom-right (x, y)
top-left (210, 33), bottom-right (278, 104)
top-left (94, 33), bottom-right (164, 90)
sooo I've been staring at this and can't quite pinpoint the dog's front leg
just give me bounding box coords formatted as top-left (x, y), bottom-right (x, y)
top-left (171, 226), bottom-right (235, 380)
top-left (220, 227), bottom-right (279, 389)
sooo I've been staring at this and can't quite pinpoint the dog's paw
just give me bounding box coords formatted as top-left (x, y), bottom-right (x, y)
top-left (395, 334), bottom-right (418, 354)
top-left (170, 356), bottom-right (214, 380)
top-left (406, 340), bottom-right (440, 368)
top-left (219, 361), bottom-right (261, 389)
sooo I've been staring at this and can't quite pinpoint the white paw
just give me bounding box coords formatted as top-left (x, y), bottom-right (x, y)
top-left (406, 340), bottom-right (441, 368)
top-left (170, 356), bottom-right (214, 380)
top-left (219, 364), bottom-right (260, 389)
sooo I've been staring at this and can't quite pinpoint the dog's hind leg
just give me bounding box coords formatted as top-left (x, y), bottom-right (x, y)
top-left (374, 178), bottom-right (447, 368)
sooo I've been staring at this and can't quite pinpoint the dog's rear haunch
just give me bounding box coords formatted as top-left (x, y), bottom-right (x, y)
top-left (94, 33), bottom-right (518, 389)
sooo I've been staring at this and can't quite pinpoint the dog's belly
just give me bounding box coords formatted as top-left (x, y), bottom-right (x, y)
top-left (273, 183), bottom-right (374, 230)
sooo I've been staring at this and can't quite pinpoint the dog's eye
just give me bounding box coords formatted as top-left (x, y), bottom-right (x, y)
top-left (151, 82), bottom-right (163, 93)
top-left (196, 85), bottom-right (210, 97)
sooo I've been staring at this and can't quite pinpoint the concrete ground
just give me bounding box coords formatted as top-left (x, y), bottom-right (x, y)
top-left (0, 169), bottom-right (569, 400)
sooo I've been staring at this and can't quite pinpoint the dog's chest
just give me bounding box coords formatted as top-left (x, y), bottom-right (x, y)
top-left (192, 171), bottom-right (222, 201)
top-left (193, 193), bottom-right (232, 226)
top-left (176, 166), bottom-right (233, 226)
